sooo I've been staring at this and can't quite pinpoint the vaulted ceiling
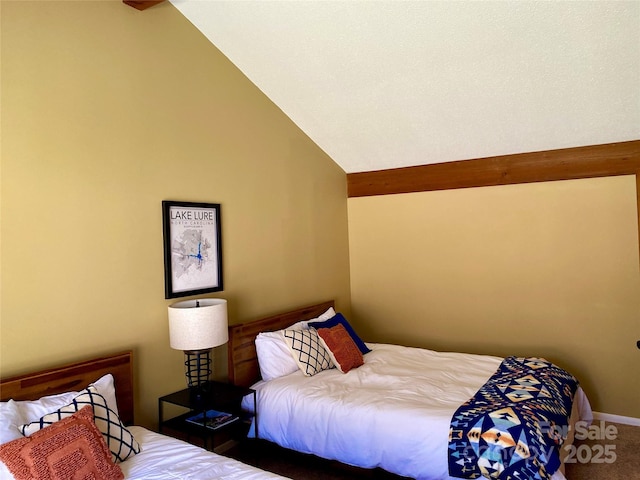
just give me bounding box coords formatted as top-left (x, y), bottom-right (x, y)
top-left (167, 0), bottom-right (639, 174)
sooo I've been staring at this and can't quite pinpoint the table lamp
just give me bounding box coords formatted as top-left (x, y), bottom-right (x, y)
top-left (168, 298), bottom-right (228, 399)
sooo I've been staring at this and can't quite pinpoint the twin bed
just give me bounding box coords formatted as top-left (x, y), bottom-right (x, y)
top-left (228, 300), bottom-right (592, 480)
top-left (0, 351), bottom-right (287, 480)
top-left (0, 299), bottom-right (592, 480)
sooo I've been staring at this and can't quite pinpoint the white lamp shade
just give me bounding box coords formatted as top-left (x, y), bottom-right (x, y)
top-left (168, 298), bottom-right (228, 351)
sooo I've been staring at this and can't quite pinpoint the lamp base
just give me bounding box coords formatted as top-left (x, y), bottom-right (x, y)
top-left (183, 349), bottom-right (212, 395)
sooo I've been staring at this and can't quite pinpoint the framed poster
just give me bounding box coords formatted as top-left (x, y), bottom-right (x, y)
top-left (162, 201), bottom-right (223, 299)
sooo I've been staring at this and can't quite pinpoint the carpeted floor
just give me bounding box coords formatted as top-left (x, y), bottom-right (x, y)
top-left (563, 422), bottom-right (640, 480)
top-left (224, 421), bottom-right (640, 479)
top-left (225, 439), bottom-right (403, 479)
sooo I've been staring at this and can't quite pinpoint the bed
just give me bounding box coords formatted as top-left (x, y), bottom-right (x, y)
top-left (228, 300), bottom-right (593, 480)
top-left (0, 351), bottom-right (289, 480)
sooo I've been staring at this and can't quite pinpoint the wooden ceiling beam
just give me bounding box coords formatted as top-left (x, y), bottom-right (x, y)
top-left (347, 140), bottom-right (640, 198)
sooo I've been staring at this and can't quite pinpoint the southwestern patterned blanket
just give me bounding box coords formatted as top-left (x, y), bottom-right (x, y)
top-left (448, 357), bottom-right (578, 480)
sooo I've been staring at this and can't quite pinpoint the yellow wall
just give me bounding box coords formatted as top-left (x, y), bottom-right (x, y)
top-left (0, 1), bottom-right (351, 427)
top-left (348, 176), bottom-right (640, 418)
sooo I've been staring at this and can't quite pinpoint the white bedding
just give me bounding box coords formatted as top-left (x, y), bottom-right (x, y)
top-left (0, 426), bottom-right (288, 480)
top-left (121, 426), bottom-right (288, 480)
top-left (244, 343), bottom-right (592, 480)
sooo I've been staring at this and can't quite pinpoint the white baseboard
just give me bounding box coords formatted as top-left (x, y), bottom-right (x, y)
top-left (592, 411), bottom-right (640, 427)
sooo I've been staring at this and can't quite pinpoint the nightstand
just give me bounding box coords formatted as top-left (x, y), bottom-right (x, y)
top-left (158, 381), bottom-right (257, 452)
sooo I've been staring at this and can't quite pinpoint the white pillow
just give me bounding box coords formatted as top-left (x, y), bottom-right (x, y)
top-left (298, 306), bottom-right (337, 329)
top-left (93, 373), bottom-right (119, 417)
top-left (14, 391), bottom-right (78, 424)
top-left (0, 403), bottom-right (20, 478)
top-left (15, 373), bottom-right (119, 423)
top-left (0, 400), bottom-right (24, 445)
top-left (256, 331), bottom-right (299, 381)
top-left (255, 307), bottom-right (336, 381)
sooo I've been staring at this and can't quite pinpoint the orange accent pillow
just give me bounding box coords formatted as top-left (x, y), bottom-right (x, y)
top-left (0, 405), bottom-right (123, 480)
top-left (316, 323), bottom-right (364, 373)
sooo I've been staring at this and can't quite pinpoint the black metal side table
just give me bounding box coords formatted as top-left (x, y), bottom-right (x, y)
top-left (158, 380), bottom-right (257, 452)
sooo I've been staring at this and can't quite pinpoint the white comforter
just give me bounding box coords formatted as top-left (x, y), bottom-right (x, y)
top-left (122, 427), bottom-right (288, 480)
top-left (0, 426), bottom-right (288, 480)
top-left (244, 343), bottom-right (591, 480)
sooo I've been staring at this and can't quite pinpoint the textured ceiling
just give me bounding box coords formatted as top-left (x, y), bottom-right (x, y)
top-left (170, 0), bottom-right (640, 174)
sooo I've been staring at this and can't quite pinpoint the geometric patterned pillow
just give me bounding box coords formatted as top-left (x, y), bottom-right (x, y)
top-left (283, 328), bottom-right (334, 376)
top-left (1, 406), bottom-right (123, 480)
top-left (19, 385), bottom-right (140, 464)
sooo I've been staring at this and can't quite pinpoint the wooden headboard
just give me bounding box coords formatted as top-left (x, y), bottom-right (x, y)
top-left (0, 351), bottom-right (134, 425)
top-left (228, 300), bottom-right (335, 388)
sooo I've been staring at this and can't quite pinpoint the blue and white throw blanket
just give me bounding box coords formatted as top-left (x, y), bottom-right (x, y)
top-left (448, 357), bottom-right (578, 480)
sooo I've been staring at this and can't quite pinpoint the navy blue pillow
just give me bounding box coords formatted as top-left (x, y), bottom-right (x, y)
top-left (309, 313), bottom-right (371, 354)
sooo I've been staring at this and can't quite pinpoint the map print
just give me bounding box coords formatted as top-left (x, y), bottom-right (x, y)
top-left (172, 229), bottom-right (212, 279)
top-left (168, 205), bottom-right (220, 294)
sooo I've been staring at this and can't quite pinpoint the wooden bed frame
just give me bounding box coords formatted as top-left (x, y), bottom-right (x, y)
top-left (0, 351), bottom-right (134, 425)
top-left (228, 300), bottom-right (334, 387)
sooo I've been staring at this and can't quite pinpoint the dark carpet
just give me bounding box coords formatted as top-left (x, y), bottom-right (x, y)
top-left (224, 439), bottom-right (406, 479)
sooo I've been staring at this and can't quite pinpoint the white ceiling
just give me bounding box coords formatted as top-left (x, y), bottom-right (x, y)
top-left (169, 0), bottom-right (640, 174)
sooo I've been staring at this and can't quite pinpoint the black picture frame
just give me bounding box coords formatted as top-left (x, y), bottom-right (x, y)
top-left (162, 201), bottom-right (223, 299)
